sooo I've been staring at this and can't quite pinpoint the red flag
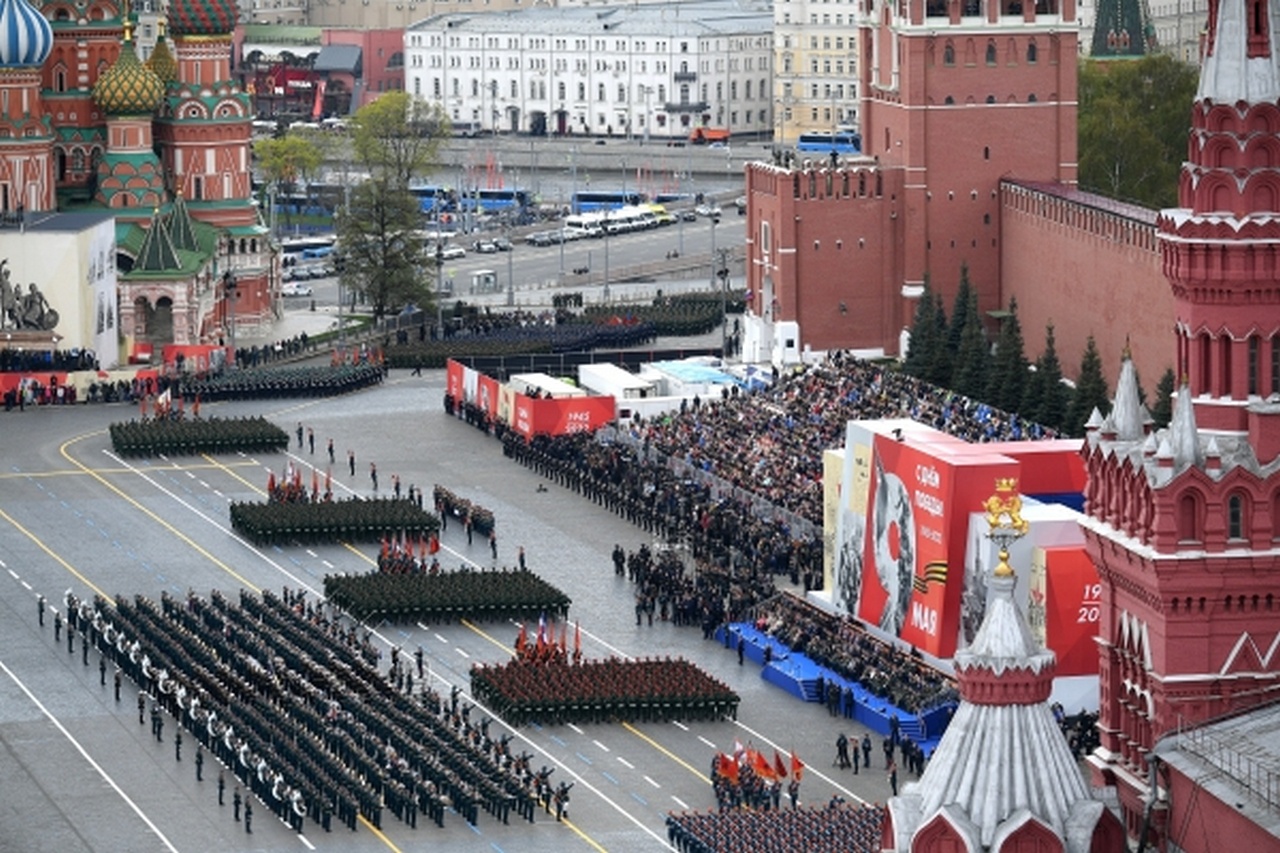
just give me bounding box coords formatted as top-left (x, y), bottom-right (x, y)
top-left (312, 469), bottom-right (319, 497)
top-left (750, 749), bottom-right (774, 781)
top-left (325, 468), bottom-right (332, 493)
top-left (192, 393), bottom-right (201, 418)
top-left (515, 623), bottom-right (527, 654)
top-left (774, 750), bottom-right (788, 780)
top-left (790, 750), bottom-right (805, 782)
top-left (267, 472), bottom-right (276, 494)
top-left (559, 621), bottom-right (568, 652)
top-left (718, 754), bottom-right (739, 785)
top-left (428, 534), bottom-right (440, 554)
top-left (574, 621), bottom-right (581, 656)
top-left (139, 394), bottom-right (147, 418)
top-left (380, 535), bottom-right (389, 559)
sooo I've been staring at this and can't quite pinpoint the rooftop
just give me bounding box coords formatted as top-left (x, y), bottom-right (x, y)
top-left (408, 0), bottom-right (773, 38)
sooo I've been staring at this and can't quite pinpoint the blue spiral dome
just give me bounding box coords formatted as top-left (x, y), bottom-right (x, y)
top-left (0, 0), bottom-right (52, 69)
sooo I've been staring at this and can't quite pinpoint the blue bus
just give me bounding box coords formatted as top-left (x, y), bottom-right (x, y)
top-left (456, 188), bottom-right (533, 214)
top-left (408, 185), bottom-right (456, 215)
top-left (795, 130), bottom-right (862, 156)
top-left (571, 190), bottom-right (646, 214)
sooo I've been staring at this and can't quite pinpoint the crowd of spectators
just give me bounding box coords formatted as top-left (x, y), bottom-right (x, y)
top-left (230, 332), bottom-right (313, 370)
top-left (752, 594), bottom-right (958, 716)
top-left (666, 803), bottom-right (885, 853)
top-left (630, 351), bottom-right (1055, 524)
top-left (503, 431), bottom-right (823, 597)
top-left (0, 346), bottom-right (99, 373)
top-left (1053, 704), bottom-right (1101, 760)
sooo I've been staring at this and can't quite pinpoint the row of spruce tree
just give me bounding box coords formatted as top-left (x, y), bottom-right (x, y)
top-left (901, 266), bottom-right (1176, 437)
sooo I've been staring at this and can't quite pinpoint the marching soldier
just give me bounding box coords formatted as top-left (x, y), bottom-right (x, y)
top-left (53, 610), bottom-right (61, 643)
top-left (195, 746), bottom-right (204, 781)
top-left (37, 594), bottom-right (45, 626)
top-left (233, 786), bottom-right (242, 821)
top-left (218, 772), bottom-right (226, 805)
top-left (114, 667), bottom-right (122, 702)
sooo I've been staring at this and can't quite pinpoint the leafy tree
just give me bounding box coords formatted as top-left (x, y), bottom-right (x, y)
top-left (336, 94), bottom-right (448, 320)
top-left (1151, 367), bottom-right (1176, 429)
top-left (986, 297), bottom-right (1028, 413)
top-left (1026, 322), bottom-right (1068, 431)
top-left (1077, 55), bottom-right (1198, 208)
top-left (253, 134), bottom-right (322, 229)
top-left (351, 91), bottom-right (447, 187)
top-left (1067, 335), bottom-right (1111, 435)
top-left (338, 181), bottom-right (427, 321)
top-left (953, 290), bottom-right (990, 399)
top-left (904, 275), bottom-right (939, 379)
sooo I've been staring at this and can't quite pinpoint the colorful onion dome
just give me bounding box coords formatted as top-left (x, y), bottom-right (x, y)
top-left (167, 0), bottom-right (237, 37)
top-left (144, 25), bottom-right (178, 85)
top-left (0, 0), bottom-right (53, 68)
top-left (93, 25), bottom-right (164, 116)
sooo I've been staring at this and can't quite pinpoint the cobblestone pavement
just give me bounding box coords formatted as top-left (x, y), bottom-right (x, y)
top-left (0, 368), bottom-right (903, 853)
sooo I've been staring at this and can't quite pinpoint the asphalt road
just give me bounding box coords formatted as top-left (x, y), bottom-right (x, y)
top-left (0, 371), bottom-right (899, 853)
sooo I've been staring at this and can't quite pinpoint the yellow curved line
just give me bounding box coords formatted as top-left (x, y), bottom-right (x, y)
top-left (199, 452), bottom-right (268, 494)
top-left (0, 507), bottom-right (110, 603)
top-left (58, 433), bottom-right (260, 592)
top-left (622, 722), bottom-right (712, 786)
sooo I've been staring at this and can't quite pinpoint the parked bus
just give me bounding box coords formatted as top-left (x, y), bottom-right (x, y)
top-left (571, 190), bottom-right (646, 214)
top-left (455, 188), bottom-right (533, 215)
top-left (408, 185), bottom-right (455, 215)
top-left (281, 235), bottom-right (337, 267)
top-left (795, 130), bottom-right (862, 156)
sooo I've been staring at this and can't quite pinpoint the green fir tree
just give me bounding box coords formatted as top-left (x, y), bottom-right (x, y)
top-left (986, 297), bottom-right (1029, 413)
top-left (1151, 367), bottom-right (1176, 429)
top-left (953, 290), bottom-right (990, 400)
top-left (947, 265), bottom-right (974, 361)
top-left (1067, 335), bottom-right (1111, 435)
top-left (928, 292), bottom-right (952, 387)
top-left (1031, 323), bottom-right (1069, 431)
top-left (904, 276), bottom-right (938, 379)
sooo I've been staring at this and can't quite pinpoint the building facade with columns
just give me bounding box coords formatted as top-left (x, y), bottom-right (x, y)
top-left (404, 0), bottom-right (774, 139)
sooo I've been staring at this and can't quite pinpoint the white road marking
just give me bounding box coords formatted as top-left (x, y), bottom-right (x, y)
top-left (0, 659), bottom-right (180, 852)
top-left (306, 550), bottom-right (318, 558)
top-left (322, 561), bottom-right (334, 569)
top-left (185, 471), bottom-right (195, 479)
top-left (298, 834), bottom-right (315, 850)
top-left (567, 723), bottom-right (584, 735)
top-left (213, 490), bottom-right (223, 498)
top-left (671, 796), bottom-right (689, 810)
top-left (698, 736), bottom-right (717, 750)
top-left (455, 648), bottom-right (469, 658)
top-left (617, 757), bottom-right (634, 769)
top-left (7, 569), bottom-right (17, 579)
top-left (672, 721), bottom-right (689, 731)
top-left (435, 634), bottom-right (449, 644)
top-left (593, 739), bottom-right (610, 752)
top-left (198, 481), bottom-right (209, 488)
top-left (20, 580), bottom-right (31, 590)
top-left (644, 775), bottom-right (661, 789)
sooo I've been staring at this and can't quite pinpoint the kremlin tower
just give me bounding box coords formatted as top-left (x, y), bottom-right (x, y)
top-left (1082, 0), bottom-right (1280, 848)
top-left (0, 0), bottom-right (55, 213)
top-left (881, 485), bottom-right (1125, 852)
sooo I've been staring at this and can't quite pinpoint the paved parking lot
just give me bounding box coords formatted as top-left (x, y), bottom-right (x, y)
top-left (0, 370), bottom-right (899, 852)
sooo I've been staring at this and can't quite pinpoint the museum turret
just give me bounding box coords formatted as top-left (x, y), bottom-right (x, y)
top-left (881, 482), bottom-right (1125, 853)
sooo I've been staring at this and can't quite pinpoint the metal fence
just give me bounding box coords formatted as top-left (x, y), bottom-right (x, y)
top-left (1176, 725), bottom-right (1280, 812)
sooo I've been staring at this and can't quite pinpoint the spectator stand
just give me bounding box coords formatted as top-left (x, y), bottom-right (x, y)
top-left (716, 593), bottom-right (957, 756)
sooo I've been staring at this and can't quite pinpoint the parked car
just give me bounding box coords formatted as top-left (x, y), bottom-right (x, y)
top-left (695, 204), bottom-right (723, 218)
top-left (439, 245), bottom-right (467, 260)
top-left (493, 236), bottom-right (512, 251)
top-left (282, 282), bottom-right (313, 297)
top-left (472, 239), bottom-right (499, 254)
top-left (679, 210), bottom-right (698, 222)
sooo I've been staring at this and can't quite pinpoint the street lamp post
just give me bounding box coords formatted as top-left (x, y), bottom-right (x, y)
top-left (435, 241), bottom-right (445, 338)
top-left (717, 247), bottom-right (730, 358)
top-left (603, 210), bottom-right (611, 303)
top-left (505, 221), bottom-right (515, 307)
top-left (223, 269), bottom-right (238, 365)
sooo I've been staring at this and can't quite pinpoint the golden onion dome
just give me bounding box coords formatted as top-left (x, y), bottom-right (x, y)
top-left (93, 23), bottom-right (164, 116)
